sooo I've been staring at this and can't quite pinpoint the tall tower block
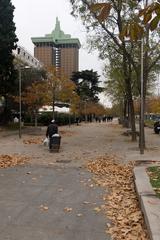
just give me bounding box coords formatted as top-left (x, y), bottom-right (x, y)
top-left (31, 18), bottom-right (81, 79)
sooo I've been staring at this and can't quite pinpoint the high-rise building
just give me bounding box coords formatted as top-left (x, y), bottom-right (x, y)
top-left (31, 17), bottom-right (81, 79)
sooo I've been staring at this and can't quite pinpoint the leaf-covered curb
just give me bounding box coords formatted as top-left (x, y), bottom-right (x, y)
top-left (87, 155), bottom-right (149, 240)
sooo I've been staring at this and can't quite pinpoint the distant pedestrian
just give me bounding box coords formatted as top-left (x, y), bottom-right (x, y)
top-left (75, 117), bottom-right (79, 126)
top-left (13, 116), bottom-right (19, 123)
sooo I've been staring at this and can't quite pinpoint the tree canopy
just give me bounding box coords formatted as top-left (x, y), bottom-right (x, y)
top-left (71, 69), bottom-right (103, 102)
top-left (70, 0), bottom-right (160, 143)
top-left (0, 0), bottom-right (18, 96)
top-left (0, 0), bottom-right (18, 123)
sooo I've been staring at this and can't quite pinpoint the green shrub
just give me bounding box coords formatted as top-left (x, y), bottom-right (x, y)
top-left (144, 120), bottom-right (154, 127)
top-left (38, 112), bottom-right (53, 125)
top-left (37, 112), bottom-right (75, 126)
top-left (56, 113), bottom-right (75, 126)
top-left (6, 122), bottom-right (20, 130)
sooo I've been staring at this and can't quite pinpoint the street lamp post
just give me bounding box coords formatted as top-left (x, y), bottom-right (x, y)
top-left (68, 99), bottom-right (71, 127)
top-left (140, 38), bottom-right (144, 154)
top-left (18, 66), bottom-right (31, 139)
top-left (139, 0), bottom-right (145, 154)
top-left (84, 100), bottom-right (87, 123)
top-left (19, 68), bottom-right (22, 138)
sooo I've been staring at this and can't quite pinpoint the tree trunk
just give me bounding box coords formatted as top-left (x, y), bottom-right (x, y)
top-left (138, 1), bottom-right (149, 150)
top-left (1, 96), bottom-right (12, 124)
top-left (129, 98), bottom-right (137, 141)
top-left (122, 48), bottom-right (137, 141)
top-left (52, 94), bottom-right (55, 119)
top-left (34, 111), bottom-right (38, 127)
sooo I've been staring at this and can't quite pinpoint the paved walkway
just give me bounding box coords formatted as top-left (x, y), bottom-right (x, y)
top-left (0, 165), bottom-right (110, 240)
top-left (1, 120), bottom-right (160, 239)
top-left (1, 120), bottom-right (160, 166)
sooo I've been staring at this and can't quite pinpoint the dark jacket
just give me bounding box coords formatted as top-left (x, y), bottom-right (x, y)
top-left (46, 123), bottom-right (58, 138)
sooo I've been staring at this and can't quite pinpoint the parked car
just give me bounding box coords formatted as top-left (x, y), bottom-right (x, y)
top-left (154, 121), bottom-right (160, 134)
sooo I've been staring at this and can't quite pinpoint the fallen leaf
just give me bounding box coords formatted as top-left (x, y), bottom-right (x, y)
top-left (0, 154), bottom-right (29, 169)
top-left (77, 213), bottom-right (83, 217)
top-left (87, 154), bottom-right (149, 240)
top-left (64, 207), bottom-right (72, 212)
top-left (93, 207), bottom-right (101, 213)
top-left (39, 205), bottom-right (49, 211)
top-left (58, 188), bottom-right (63, 192)
top-left (23, 137), bottom-right (43, 144)
top-left (89, 184), bottom-right (94, 188)
top-left (83, 201), bottom-right (90, 204)
top-left (32, 177), bottom-right (37, 180)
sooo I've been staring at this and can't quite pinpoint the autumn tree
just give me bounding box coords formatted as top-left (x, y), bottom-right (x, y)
top-left (21, 81), bottom-right (48, 126)
top-left (70, 0), bottom-right (160, 144)
top-left (148, 96), bottom-right (160, 114)
top-left (70, 0), bottom-right (140, 139)
top-left (46, 67), bottom-right (78, 119)
top-left (0, 0), bottom-right (18, 123)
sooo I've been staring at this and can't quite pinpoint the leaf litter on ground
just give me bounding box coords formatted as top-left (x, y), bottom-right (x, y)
top-left (0, 154), bottom-right (29, 168)
top-left (87, 154), bottom-right (149, 240)
top-left (23, 137), bottom-right (43, 144)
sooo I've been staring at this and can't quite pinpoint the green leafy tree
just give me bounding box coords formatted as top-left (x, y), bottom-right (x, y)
top-left (71, 69), bottom-right (103, 102)
top-left (71, 69), bottom-right (103, 121)
top-left (0, 0), bottom-right (18, 123)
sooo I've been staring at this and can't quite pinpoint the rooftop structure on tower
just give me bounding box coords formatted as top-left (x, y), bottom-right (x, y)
top-left (31, 17), bottom-right (81, 79)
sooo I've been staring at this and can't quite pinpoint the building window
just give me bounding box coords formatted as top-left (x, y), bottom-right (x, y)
top-left (17, 48), bottom-right (20, 54)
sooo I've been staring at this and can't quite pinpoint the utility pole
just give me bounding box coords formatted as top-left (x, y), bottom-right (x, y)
top-left (140, 38), bottom-right (144, 154)
top-left (18, 66), bottom-right (31, 139)
top-left (19, 68), bottom-right (22, 138)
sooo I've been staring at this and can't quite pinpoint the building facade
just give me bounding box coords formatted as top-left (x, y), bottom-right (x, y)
top-left (13, 45), bottom-right (43, 69)
top-left (31, 18), bottom-right (80, 79)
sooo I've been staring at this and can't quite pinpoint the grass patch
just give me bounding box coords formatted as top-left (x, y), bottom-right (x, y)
top-left (144, 119), bottom-right (154, 127)
top-left (147, 166), bottom-right (160, 198)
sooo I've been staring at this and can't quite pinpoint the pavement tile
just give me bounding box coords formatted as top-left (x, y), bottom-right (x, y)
top-left (0, 166), bottom-right (110, 240)
top-left (0, 225), bottom-right (108, 240)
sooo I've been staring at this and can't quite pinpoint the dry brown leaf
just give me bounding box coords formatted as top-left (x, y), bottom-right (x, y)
top-left (32, 177), bottom-right (37, 181)
top-left (77, 213), bottom-right (83, 217)
top-left (0, 154), bottom-right (29, 168)
top-left (64, 207), bottom-right (72, 212)
top-left (39, 205), bottom-right (49, 211)
top-left (23, 137), bottom-right (43, 144)
top-left (93, 207), bottom-right (101, 213)
top-left (59, 130), bottom-right (75, 137)
top-left (86, 154), bottom-right (149, 240)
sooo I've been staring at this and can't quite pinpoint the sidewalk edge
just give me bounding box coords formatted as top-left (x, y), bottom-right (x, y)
top-left (133, 166), bottom-right (160, 240)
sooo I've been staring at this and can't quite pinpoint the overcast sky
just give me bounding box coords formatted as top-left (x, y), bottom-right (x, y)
top-left (11, 0), bottom-right (103, 73)
top-left (11, 0), bottom-right (109, 106)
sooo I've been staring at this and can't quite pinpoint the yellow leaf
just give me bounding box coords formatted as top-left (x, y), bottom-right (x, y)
top-left (90, 3), bottom-right (111, 22)
top-left (143, 12), bottom-right (152, 24)
top-left (90, 3), bottom-right (106, 12)
top-left (93, 207), bottom-right (101, 213)
top-left (97, 4), bottom-right (111, 23)
top-left (77, 213), bottom-right (83, 217)
top-left (150, 15), bottom-right (160, 31)
top-left (64, 207), bottom-right (72, 212)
